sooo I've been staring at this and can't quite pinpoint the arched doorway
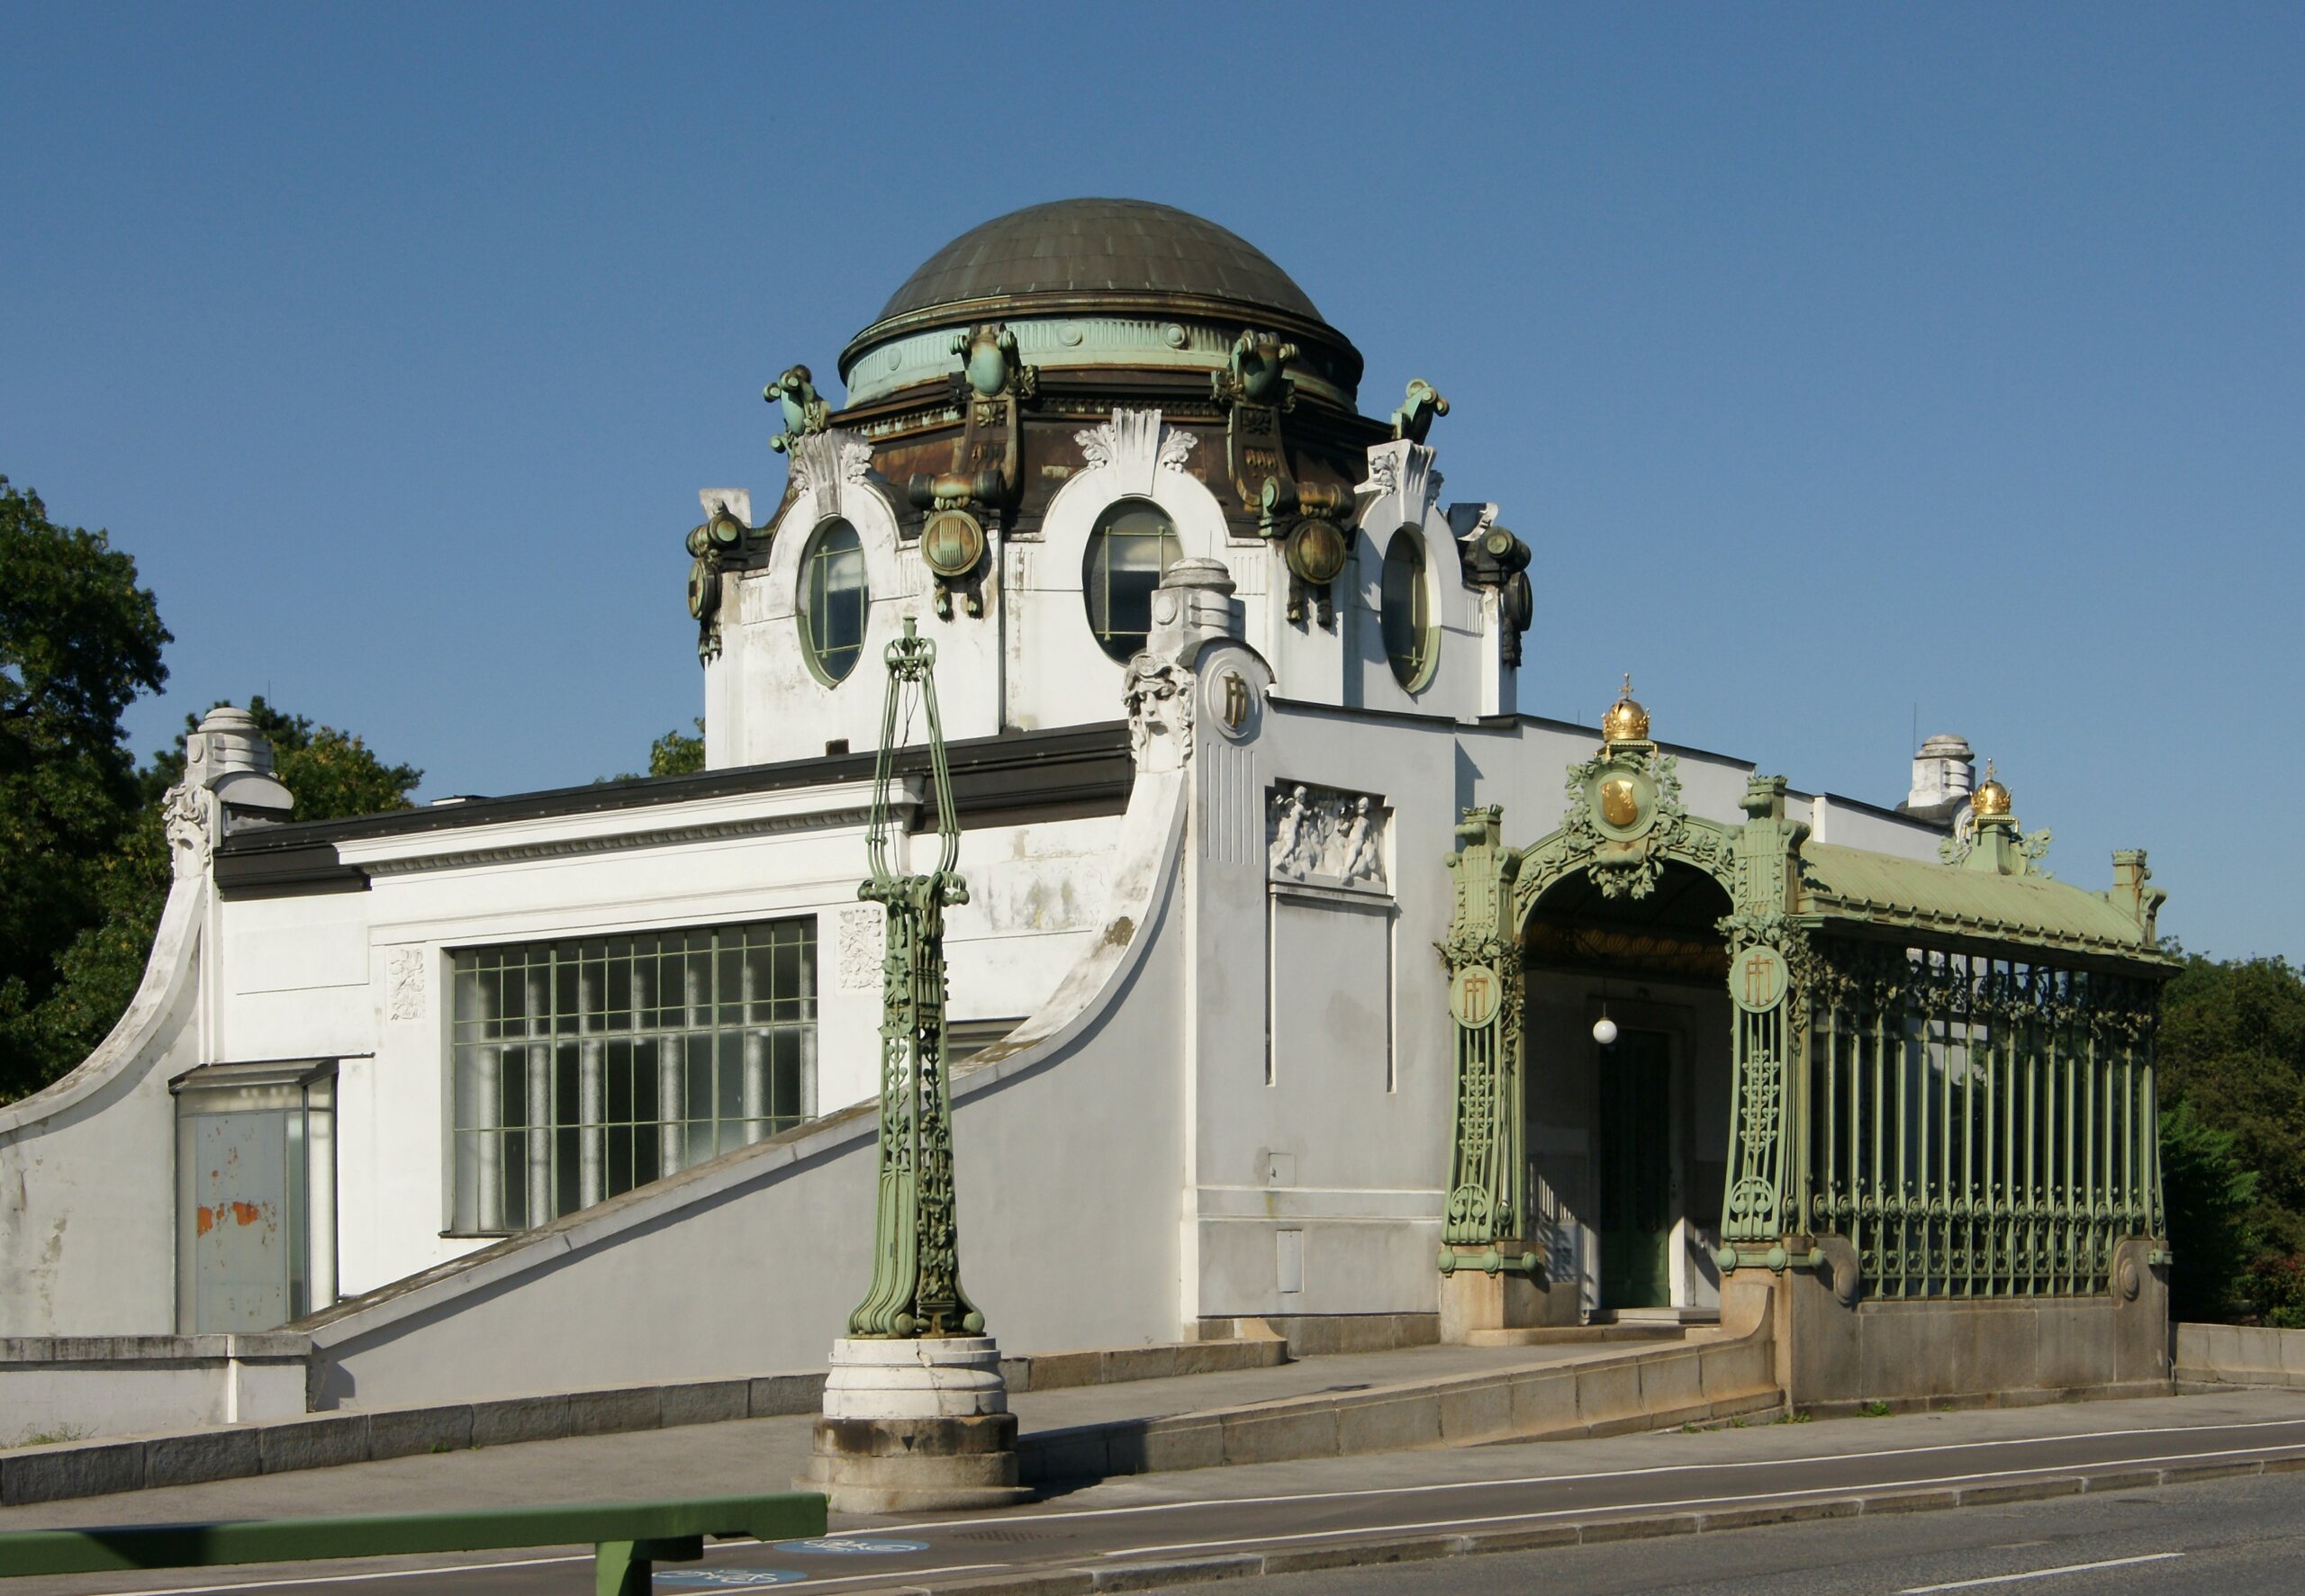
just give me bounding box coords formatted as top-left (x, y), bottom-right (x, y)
top-left (1521, 861), bottom-right (1734, 1319)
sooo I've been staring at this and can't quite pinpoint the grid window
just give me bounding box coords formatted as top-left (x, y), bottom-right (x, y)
top-left (801, 518), bottom-right (868, 683)
top-left (449, 920), bottom-right (817, 1234)
top-left (1082, 499), bottom-right (1182, 661)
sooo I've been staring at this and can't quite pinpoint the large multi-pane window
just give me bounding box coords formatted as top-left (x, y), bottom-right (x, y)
top-left (1082, 499), bottom-right (1181, 661)
top-left (450, 920), bottom-right (817, 1234)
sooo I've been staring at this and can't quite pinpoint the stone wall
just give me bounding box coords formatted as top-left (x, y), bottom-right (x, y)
top-left (2176, 1322), bottom-right (2305, 1388)
top-left (1749, 1236), bottom-right (2173, 1411)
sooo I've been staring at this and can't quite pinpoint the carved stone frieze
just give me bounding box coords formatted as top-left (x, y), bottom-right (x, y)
top-left (1267, 782), bottom-right (1389, 894)
top-left (1073, 408), bottom-right (1189, 496)
top-left (837, 905), bottom-right (885, 991)
top-left (787, 429), bottom-right (875, 514)
top-left (387, 948), bottom-right (427, 1023)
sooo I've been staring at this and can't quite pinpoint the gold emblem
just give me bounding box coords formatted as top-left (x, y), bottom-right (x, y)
top-left (1732, 945), bottom-right (1789, 1014)
top-left (1450, 965), bottom-right (1501, 1028)
top-left (1221, 671), bottom-right (1250, 731)
top-left (1600, 777), bottom-right (1641, 828)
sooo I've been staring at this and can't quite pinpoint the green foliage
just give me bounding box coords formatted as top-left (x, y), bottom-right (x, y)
top-left (648, 720), bottom-right (706, 777)
top-left (2159, 953), bottom-right (2305, 1258)
top-left (2159, 1097), bottom-right (2261, 1321)
top-left (0, 473), bottom-right (421, 1100)
top-left (0, 478), bottom-right (169, 1095)
top-left (146, 696), bottom-right (422, 821)
top-left (2244, 1253), bottom-right (2305, 1330)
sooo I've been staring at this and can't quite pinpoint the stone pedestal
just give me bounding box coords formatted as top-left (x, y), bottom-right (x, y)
top-left (798, 1337), bottom-right (1030, 1514)
top-left (1439, 1267), bottom-right (1547, 1343)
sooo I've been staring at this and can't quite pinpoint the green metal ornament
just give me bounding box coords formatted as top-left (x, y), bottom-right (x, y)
top-left (846, 617), bottom-right (986, 1339)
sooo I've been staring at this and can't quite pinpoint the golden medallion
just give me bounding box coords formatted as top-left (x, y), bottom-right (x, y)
top-left (1600, 776), bottom-right (1641, 828)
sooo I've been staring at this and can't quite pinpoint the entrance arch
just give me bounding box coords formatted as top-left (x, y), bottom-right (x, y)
top-left (1436, 726), bottom-right (1803, 1337)
top-left (1520, 861), bottom-right (1733, 1318)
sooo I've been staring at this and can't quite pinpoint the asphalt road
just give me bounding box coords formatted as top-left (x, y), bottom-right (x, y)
top-left (1229, 1468), bottom-right (2305, 1594)
top-left (9, 1393), bottom-right (2305, 1595)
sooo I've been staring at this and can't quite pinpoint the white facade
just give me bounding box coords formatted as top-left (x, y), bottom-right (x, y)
top-left (0, 203), bottom-right (1967, 1412)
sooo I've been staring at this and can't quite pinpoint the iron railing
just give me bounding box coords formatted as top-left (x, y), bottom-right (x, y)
top-left (1803, 942), bottom-right (2164, 1299)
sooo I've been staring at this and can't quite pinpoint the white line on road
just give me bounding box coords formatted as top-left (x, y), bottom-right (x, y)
top-left (1092, 1442), bottom-right (2305, 1558)
top-left (874, 1411), bottom-right (2305, 1535)
top-left (73, 1556), bottom-right (1020, 1596)
top-left (1899, 1552), bottom-right (2186, 1591)
top-left (68, 1554), bottom-right (589, 1596)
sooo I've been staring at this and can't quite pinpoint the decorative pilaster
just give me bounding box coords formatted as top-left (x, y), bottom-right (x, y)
top-left (1438, 806), bottom-right (1532, 1278)
top-left (1713, 774), bottom-right (1813, 1274)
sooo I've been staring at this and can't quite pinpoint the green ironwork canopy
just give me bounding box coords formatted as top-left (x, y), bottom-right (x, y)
top-left (1437, 708), bottom-right (2172, 1307)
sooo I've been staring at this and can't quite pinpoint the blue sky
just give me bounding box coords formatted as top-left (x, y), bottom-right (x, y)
top-left (3, 5), bottom-right (2298, 959)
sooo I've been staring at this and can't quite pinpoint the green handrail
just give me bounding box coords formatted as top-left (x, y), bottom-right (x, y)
top-left (0, 1491), bottom-right (828, 1596)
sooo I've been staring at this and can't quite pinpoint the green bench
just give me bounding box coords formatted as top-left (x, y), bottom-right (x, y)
top-left (0, 1491), bottom-right (828, 1595)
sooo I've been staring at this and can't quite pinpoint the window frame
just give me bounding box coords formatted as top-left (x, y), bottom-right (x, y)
top-left (1379, 526), bottom-right (1439, 691)
top-left (1080, 497), bottom-right (1184, 662)
top-left (798, 517), bottom-right (869, 685)
top-left (446, 917), bottom-right (818, 1237)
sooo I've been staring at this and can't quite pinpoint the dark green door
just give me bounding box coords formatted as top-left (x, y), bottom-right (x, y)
top-left (1597, 1029), bottom-right (1674, 1310)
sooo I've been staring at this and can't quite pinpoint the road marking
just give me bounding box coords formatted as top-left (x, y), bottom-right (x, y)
top-left (69, 1554), bottom-right (590, 1595)
top-left (1899, 1552), bottom-right (2185, 1591)
top-left (874, 1411), bottom-right (2305, 1534)
top-left (1091, 1442), bottom-right (2305, 1558)
top-left (71, 1556), bottom-right (1015, 1596)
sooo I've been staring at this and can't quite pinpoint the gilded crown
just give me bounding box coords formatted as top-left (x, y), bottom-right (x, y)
top-left (1972, 759), bottom-right (2012, 819)
top-left (1601, 674), bottom-right (1650, 744)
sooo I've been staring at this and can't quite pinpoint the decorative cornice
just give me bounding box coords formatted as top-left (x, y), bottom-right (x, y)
top-left (338, 781), bottom-right (919, 880)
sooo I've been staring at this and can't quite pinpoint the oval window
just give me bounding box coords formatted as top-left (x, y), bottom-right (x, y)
top-left (1081, 500), bottom-right (1182, 662)
top-left (1380, 528), bottom-right (1434, 690)
top-left (799, 518), bottom-right (868, 684)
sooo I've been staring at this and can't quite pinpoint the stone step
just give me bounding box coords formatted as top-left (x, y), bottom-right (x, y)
top-left (1461, 1323), bottom-right (1686, 1348)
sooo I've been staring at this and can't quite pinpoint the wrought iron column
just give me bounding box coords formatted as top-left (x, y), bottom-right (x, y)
top-left (846, 618), bottom-right (984, 1339)
top-left (1438, 805), bottom-right (1534, 1278)
top-left (1715, 774), bottom-right (1812, 1275)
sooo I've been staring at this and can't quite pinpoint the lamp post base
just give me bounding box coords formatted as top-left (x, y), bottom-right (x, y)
top-left (798, 1337), bottom-right (1031, 1513)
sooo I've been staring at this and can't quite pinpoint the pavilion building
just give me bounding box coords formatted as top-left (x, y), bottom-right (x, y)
top-left (0, 200), bottom-right (2174, 1425)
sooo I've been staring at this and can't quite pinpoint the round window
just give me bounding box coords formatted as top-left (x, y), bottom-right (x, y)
top-left (1380, 528), bottom-right (1434, 690)
top-left (799, 518), bottom-right (868, 684)
top-left (1081, 500), bottom-right (1182, 662)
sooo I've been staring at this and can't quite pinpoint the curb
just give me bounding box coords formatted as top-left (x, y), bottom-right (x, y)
top-left (886, 1455), bottom-right (2305, 1595)
top-left (1017, 1336), bottom-right (1781, 1483)
top-left (0, 1340), bottom-right (1284, 1507)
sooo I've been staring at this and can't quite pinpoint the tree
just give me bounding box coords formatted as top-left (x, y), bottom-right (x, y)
top-left (2159, 1098), bottom-right (2260, 1322)
top-left (2159, 954), bottom-right (2305, 1258)
top-left (143, 696), bottom-right (422, 821)
top-left (0, 477), bottom-right (169, 1093)
top-left (0, 689), bottom-right (420, 1101)
top-left (647, 720), bottom-right (706, 777)
top-left (0, 686), bottom-right (421, 1096)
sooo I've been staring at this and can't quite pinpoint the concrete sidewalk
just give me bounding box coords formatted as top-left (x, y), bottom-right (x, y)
top-left (4, 1385), bottom-right (2302, 1596)
top-left (0, 1338), bottom-right (1741, 1530)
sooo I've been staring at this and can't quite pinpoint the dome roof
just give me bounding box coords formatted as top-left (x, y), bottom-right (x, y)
top-left (875, 198), bottom-right (1324, 325)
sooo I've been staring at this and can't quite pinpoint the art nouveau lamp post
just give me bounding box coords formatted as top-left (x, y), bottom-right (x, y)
top-left (800, 618), bottom-right (1027, 1512)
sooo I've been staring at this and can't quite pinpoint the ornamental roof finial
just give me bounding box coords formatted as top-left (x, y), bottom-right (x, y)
top-left (1973, 759), bottom-right (2012, 820)
top-left (1601, 674), bottom-right (1650, 745)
